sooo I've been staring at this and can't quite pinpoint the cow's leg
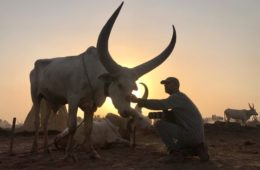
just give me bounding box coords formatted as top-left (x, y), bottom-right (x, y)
top-left (242, 119), bottom-right (246, 126)
top-left (42, 100), bottom-right (52, 153)
top-left (131, 126), bottom-right (136, 147)
top-left (82, 108), bottom-right (101, 159)
top-left (31, 103), bottom-right (41, 153)
top-left (64, 102), bottom-right (78, 161)
top-left (226, 116), bottom-right (230, 123)
top-left (127, 118), bottom-right (136, 147)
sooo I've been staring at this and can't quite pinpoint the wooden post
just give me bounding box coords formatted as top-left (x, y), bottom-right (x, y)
top-left (9, 117), bottom-right (16, 155)
top-left (132, 126), bottom-right (136, 148)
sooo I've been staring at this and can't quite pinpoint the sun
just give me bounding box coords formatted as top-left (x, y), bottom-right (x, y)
top-left (97, 97), bottom-right (118, 117)
top-left (132, 88), bottom-right (141, 97)
top-left (132, 81), bottom-right (146, 98)
top-left (78, 81), bottom-right (151, 118)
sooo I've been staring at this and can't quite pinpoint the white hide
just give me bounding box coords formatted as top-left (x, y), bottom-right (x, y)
top-left (56, 118), bottom-right (129, 149)
top-left (224, 104), bottom-right (258, 125)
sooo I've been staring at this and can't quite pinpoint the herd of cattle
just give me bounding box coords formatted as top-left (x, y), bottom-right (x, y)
top-left (31, 100), bottom-right (259, 158)
top-left (53, 83), bottom-right (152, 154)
top-left (39, 95), bottom-right (259, 156)
top-left (24, 2), bottom-right (258, 160)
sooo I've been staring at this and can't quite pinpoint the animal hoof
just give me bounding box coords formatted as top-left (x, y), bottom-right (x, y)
top-left (31, 145), bottom-right (38, 153)
top-left (62, 153), bottom-right (78, 162)
top-left (89, 151), bottom-right (101, 160)
top-left (44, 148), bottom-right (52, 154)
top-left (71, 154), bottom-right (79, 162)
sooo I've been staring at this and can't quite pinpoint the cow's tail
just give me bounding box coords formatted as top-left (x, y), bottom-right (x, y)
top-left (30, 59), bottom-right (52, 103)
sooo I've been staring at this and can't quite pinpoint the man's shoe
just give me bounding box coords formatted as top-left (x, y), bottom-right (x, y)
top-left (196, 143), bottom-right (209, 162)
top-left (159, 151), bottom-right (184, 163)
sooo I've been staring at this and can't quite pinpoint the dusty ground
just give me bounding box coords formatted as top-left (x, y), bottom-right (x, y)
top-left (0, 122), bottom-right (260, 170)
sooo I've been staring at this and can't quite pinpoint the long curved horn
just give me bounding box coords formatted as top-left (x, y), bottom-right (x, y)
top-left (139, 82), bottom-right (148, 99)
top-left (97, 2), bottom-right (124, 73)
top-left (249, 103), bottom-right (252, 109)
top-left (132, 25), bottom-right (176, 78)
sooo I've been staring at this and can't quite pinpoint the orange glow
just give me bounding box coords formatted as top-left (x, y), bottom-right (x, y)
top-left (0, 1), bottom-right (259, 123)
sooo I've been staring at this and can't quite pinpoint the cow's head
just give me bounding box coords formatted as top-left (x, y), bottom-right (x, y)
top-left (97, 2), bottom-right (176, 118)
top-left (248, 103), bottom-right (258, 116)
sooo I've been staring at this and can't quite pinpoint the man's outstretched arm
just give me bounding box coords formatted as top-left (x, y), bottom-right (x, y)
top-left (130, 95), bottom-right (173, 110)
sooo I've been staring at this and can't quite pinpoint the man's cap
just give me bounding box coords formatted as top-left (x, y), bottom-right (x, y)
top-left (160, 77), bottom-right (179, 86)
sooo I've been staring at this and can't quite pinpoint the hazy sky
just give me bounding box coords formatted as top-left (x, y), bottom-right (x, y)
top-left (0, 0), bottom-right (259, 123)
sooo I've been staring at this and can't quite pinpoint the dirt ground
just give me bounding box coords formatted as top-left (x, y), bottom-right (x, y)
top-left (0, 122), bottom-right (259, 170)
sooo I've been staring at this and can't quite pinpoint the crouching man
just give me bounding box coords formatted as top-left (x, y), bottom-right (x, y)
top-left (130, 77), bottom-right (209, 163)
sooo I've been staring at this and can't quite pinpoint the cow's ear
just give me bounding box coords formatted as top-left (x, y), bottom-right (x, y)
top-left (98, 73), bottom-right (118, 83)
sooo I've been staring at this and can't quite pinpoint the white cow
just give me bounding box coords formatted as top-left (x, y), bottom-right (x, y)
top-left (54, 119), bottom-right (129, 154)
top-left (224, 103), bottom-right (258, 125)
top-left (28, 2), bottom-right (176, 159)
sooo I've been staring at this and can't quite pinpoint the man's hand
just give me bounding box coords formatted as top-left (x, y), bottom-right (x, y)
top-left (130, 94), bottom-right (139, 103)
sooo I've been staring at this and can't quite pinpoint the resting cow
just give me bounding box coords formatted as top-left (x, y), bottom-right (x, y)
top-left (54, 118), bottom-right (129, 154)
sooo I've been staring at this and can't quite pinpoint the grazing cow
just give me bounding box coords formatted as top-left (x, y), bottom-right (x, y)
top-left (28, 2), bottom-right (176, 159)
top-left (224, 104), bottom-right (258, 126)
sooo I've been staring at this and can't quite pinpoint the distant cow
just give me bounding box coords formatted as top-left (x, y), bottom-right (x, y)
top-left (224, 104), bottom-right (258, 125)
